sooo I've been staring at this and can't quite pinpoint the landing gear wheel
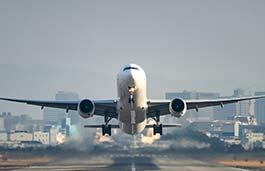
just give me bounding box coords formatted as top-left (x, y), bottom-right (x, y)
top-left (153, 124), bottom-right (163, 135)
top-left (102, 124), bottom-right (111, 136)
top-left (128, 94), bottom-right (135, 103)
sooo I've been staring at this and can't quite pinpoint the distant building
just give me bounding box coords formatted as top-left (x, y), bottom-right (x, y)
top-left (213, 89), bottom-right (252, 120)
top-left (1, 112), bottom-right (19, 132)
top-left (239, 125), bottom-right (265, 141)
top-left (49, 127), bottom-right (57, 146)
top-left (61, 117), bottom-right (71, 136)
top-left (0, 117), bottom-right (5, 131)
top-left (9, 131), bottom-right (33, 141)
top-left (234, 89), bottom-right (252, 117)
top-left (0, 131), bottom-right (7, 141)
top-left (43, 91), bottom-right (79, 125)
top-left (43, 108), bottom-right (64, 125)
top-left (213, 101), bottom-right (237, 121)
top-left (255, 91), bottom-right (265, 125)
top-left (0, 113), bottom-right (34, 132)
top-left (189, 121), bottom-right (224, 138)
top-left (242, 130), bottom-right (264, 150)
top-left (29, 120), bottom-right (45, 132)
top-left (221, 123), bottom-right (235, 137)
top-left (33, 131), bottom-right (49, 145)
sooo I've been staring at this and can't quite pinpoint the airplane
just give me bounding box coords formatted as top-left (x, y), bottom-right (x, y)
top-left (0, 63), bottom-right (265, 136)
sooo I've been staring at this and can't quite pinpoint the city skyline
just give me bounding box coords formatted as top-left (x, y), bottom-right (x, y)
top-left (0, 1), bottom-right (265, 170)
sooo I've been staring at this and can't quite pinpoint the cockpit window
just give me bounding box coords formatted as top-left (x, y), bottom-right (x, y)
top-left (123, 67), bottom-right (139, 71)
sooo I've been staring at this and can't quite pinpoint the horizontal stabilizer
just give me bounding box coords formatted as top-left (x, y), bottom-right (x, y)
top-left (84, 124), bottom-right (181, 129)
top-left (145, 124), bottom-right (182, 128)
top-left (84, 125), bottom-right (120, 128)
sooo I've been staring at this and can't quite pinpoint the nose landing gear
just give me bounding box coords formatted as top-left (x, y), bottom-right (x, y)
top-left (128, 94), bottom-right (135, 104)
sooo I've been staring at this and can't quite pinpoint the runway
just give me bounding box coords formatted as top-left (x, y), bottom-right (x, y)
top-left (4, 154), bottom-right (249, 171)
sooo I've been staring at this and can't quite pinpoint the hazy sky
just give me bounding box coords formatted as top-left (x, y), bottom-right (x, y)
top-left (0, 0), bottom-right (264, 118)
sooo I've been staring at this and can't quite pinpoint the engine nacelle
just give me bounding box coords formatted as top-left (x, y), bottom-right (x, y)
top-left (78, 99), bottom-right (95, 118)
top-left (169, 98), bottom-right (187, 118)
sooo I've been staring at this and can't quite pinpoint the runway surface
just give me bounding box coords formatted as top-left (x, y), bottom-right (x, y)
top-left (3, 154), bottom-right (249, 171)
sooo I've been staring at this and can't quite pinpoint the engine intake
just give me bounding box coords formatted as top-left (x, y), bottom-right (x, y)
top-left (169, 98), bottom-right (187, 118)
top-left (78, 99), bottom-right (95, 118)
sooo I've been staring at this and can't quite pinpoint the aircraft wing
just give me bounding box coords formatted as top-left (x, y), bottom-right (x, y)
top-left (0, 97), bottom-right (117, 118)
top-left (147, 95), bottom-right (265, 117)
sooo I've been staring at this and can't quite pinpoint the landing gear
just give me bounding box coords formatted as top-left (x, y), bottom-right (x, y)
top-left (151, 111), bottom-right (163, 135)
top-left (102, 112), bottom-right (113, 136)
top-left (102, 124), bottom-right (111, 136)
top-left (128, 94), bottom-right (135, 104)
top-left (153, 124), bottom-right (163, 135)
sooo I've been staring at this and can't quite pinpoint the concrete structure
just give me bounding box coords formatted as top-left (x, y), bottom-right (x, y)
top-left (234, 121), bottom-right (240, 137)
top-left (33, 131), bottom-right (49, 145)
top-left (242, 131), bottom-right (264, 150)
top-left (0, 117), bottom-right (5, 131)
top-left (9, 131), bottom-right (33, 141)
top-left (0, 113), bottom-right (34, 132)
top-left (234, 89), bottom-right (252, 117)
top-left (49, 127), bottom-right (57, 146)
top-left (239, 125), bottom-right (265, 140)
top-left (221, 123), bottom-right (234, 137)
top-left (1, 112), bottom-right (19, 131)
top-left (0, 132), bottom-right (7, 141)
top-left (255, 91), bottom-right (265, 124)
top-left (61, 117), bottom-right (71, 136)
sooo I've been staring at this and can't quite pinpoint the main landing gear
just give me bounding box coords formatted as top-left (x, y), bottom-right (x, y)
top-left (102, 124), bottom-right (111, 136)
top-left (151, 111), bottom-right (163, 135)
top-left (153, 124), bottom-right (163, 135)
top-left (102, 113), bottom-right (113, 136)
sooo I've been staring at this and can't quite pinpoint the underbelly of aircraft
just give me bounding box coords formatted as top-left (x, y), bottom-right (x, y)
top-left (118, 109), bottom-right (147, 135)
top-left (117, 73), bottom-right (147, 135)
top-left (119, 119), bottom-right (146, 135)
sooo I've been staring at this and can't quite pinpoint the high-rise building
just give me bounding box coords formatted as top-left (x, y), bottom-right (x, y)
top-left (43, 108), bottom-right (64, 125)
top-left (233, 88), bottom-right (251, 117)
top-left (254, 91), bottom-right (265, 125)
top-left (0, 117), bottom-right (5, 131)
top-left (213, 97), bottom-right (237, 121)
top-left (213, 89), bottom-right (252, 121)
top-left (49, 127), bottom-right (57, 146)
top-left (43, 91), bottom-right (79, 125)
top-left (2, 112), bottom-right (20, 132)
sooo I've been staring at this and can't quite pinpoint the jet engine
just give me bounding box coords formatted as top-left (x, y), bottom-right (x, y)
top-left (78, 99), bottom-right (95, 118)
top-left (169, 98), bottom-right (187, 118)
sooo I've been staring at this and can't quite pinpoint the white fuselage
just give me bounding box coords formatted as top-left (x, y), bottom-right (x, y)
top-left (116, 64), bottom-right (148, 135)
